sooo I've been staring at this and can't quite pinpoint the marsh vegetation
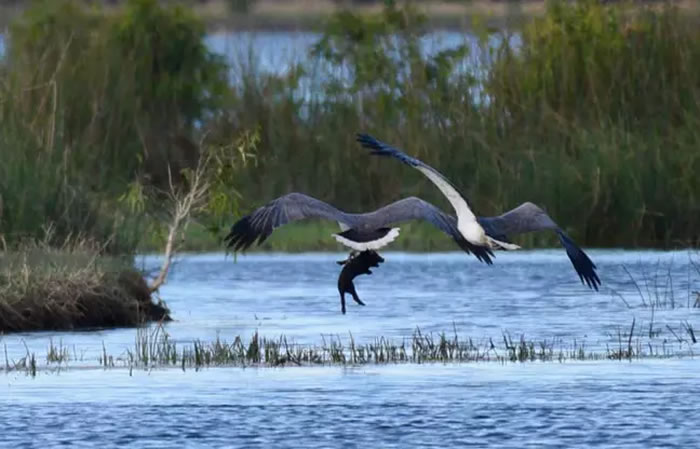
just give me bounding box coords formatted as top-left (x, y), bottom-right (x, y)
top-left (2, 0), bottom-right (700, 252)
top-left (3, 319), bottom-right (698, 377)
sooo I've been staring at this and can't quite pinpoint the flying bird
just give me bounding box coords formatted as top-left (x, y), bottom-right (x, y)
top-left (224, 192), bottom-right (494, 264)
top-left (356, 133), bottom-right (601, 290)
top-left (224, 193), bottom-right (494, 313)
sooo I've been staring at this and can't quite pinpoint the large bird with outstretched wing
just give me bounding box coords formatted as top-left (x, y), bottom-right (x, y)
top-left (356, 133), bottom-right (600, 290)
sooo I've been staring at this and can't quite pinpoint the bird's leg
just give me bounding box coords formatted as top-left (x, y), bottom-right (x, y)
top-left (486, 236), bottom-right (521, 251)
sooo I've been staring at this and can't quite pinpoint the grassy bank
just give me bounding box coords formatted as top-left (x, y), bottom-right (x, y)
top-left (0, 239), bottom-right (169, 333)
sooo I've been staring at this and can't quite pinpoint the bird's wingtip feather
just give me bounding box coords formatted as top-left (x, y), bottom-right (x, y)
top-left (557, 231), bottom-right (600, 291)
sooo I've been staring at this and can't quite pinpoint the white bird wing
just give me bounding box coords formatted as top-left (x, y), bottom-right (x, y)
top-left (356, 134), bottom-right (476, 224)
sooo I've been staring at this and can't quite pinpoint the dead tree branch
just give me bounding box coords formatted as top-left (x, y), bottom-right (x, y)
top-left (149, 149), bottom-right (212, 293)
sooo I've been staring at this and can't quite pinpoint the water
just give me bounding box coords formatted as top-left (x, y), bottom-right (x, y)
top-left (0, 30), bottom-right (510, 76)
top-left (205, 30), bottom-right (504, 76)
top-left (3, 361), bottom-right (700, 448)
top-left (2, 250), bottom-right (700, 447)
top-left (5, 250), bottom-right (698, 360)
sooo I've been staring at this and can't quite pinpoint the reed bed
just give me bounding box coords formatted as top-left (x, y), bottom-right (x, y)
top-left (221, 0), bottom-right (700, 249)
top-left (2, 321), bottom-right (697, 376)
top-left (2, 1), bottom-right (700, 252)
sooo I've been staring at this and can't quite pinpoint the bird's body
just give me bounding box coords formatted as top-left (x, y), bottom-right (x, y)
top-left (332, 227), bottom-right (400, 252)
top-left (356, 133), bottom-right (601, 290)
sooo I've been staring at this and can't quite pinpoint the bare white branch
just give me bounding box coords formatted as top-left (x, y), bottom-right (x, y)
top-left (149, 146), bottom-right (213, 293)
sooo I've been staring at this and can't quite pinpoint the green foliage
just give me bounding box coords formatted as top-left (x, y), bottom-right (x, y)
top-left (2, 0), bottom-right (699, 252)
top-left (485, 0), bottom-right (700, 245)
top-left (226, 0), bottom-right (257, 14)
top-left (203, 128), bottom-right (260, 231)
top-left (0, 0), bottom-right (231, 251)
top-left (489, 0), bottom-right (700, 125)
top-left (226, 3), bottom-right (481, 216)
top-left (113, 0), bottom-right (228, 127)
top-left (224, 1), bottom-right (700, 249)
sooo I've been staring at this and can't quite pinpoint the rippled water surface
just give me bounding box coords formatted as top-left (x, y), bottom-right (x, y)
top-left (4, 361), bottom-right (700, 448)
top-left (2, 250), bottom-right (700, 447)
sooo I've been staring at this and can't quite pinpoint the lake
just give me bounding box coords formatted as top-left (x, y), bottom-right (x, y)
top-left (0, 30), bottom-right (510, 78)
top-left (2, 250), bottom-right (700, 447)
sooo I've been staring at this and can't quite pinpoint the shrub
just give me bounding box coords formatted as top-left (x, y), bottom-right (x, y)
top-left (0, 0), bottom-right (229, 250)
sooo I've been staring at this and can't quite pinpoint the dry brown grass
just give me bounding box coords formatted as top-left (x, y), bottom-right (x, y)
top-left (0, 234), bottom-right (169, 333)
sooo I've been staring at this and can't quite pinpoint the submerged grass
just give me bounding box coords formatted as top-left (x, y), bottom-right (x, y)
top-left (3, 321), bottom-right (697, 376)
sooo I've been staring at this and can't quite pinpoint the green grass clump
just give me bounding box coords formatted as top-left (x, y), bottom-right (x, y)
top-left (0, 237), bottom-right (169, 333)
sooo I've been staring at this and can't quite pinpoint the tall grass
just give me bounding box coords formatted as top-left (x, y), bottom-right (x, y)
top-left (221, 1), bottom-right (700, 249)
top-left (487, 1), bottom-right (700, 246)
top-left (0, 0), bottom-right (229, 251)
top-left (1, 1), bottom-right (699, 250)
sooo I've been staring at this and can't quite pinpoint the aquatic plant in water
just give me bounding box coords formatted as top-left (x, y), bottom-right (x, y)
top-left (3, 320), bottom-right (698, 377)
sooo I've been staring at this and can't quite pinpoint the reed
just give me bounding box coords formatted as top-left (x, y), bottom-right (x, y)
top-left (221, 1), bottom-right (700, 249)
top-left (0, 0), bottom-right (229, 251)
top-left (5, 320), bottom-right (698, 376)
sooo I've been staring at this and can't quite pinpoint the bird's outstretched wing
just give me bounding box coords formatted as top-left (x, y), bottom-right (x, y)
top-left (356, 133), bottom-right (478, 225)
top-left (225, 193), bottom-right (493, 263)
top-left (478, 202), bottom-right (601, 290)
top-left (356, 133), bottom-right (496, 259)
top-left (363, 197), bottom-right (493, 264)
top-left (224, 193), bottom-right (350, 251)
top-left (357, 134), bottom-right (476, 222)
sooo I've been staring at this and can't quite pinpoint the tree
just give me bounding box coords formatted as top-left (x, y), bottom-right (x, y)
top-left (120, 128), bottom-right (259, 293)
